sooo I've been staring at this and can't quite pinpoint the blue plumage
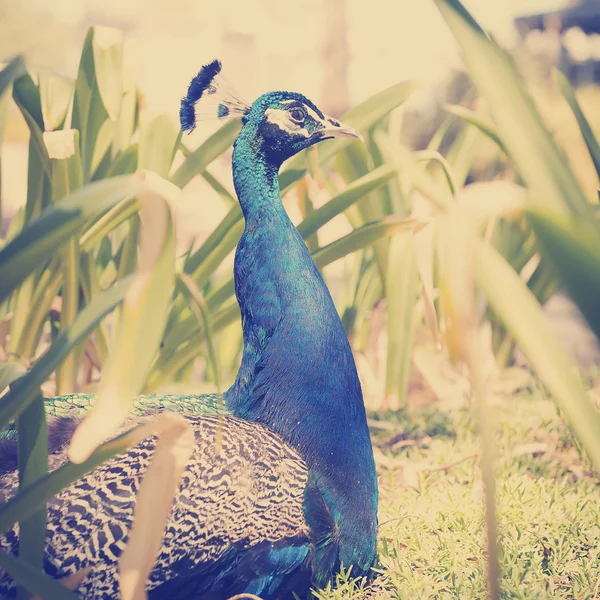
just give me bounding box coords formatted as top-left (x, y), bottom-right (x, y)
top-left (0, 61), bottom-right (375, 599)
top-left (223, 83), bottom-right (377, 593)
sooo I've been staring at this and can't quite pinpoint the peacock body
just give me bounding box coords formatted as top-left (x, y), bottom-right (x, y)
top-left (0, 61), bottom-right (378, 599)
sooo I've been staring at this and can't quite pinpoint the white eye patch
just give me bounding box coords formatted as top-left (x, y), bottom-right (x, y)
top-left (264, 107), bottom-right (310, 137)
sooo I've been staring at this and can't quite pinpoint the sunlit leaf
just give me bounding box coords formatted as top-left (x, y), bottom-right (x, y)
top-left (171, 119), bottom-right (241, 189)
top-left (0, 277), bottom-right (132, 431)
top-left (476, 241), bottom-right (600, 470)
top-left (434, 0), bottom-right (593, 220)
top-left (69, 181), bottom-right (177, 463)
top-left (526, 206), bottom-right (600, 340)
top-left (554, 69), bottom-right (600, 180)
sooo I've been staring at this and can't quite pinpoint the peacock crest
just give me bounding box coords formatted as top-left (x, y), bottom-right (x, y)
top-left (179, 59), bottom-right (251, 131)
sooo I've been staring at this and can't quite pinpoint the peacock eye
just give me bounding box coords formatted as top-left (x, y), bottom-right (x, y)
top-left (289, 108), bottom-right (306, 124)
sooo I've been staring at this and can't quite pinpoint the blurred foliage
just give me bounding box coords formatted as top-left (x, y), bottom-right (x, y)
top-left (2, 0), bottom-right (600, 591)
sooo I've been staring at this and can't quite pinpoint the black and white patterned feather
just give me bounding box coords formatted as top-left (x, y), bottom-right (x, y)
top-left (0, 414), bottom-right (310, 598)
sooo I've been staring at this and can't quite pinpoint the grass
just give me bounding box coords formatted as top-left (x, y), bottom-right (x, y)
top-left (314, 386), bottom-right (600, 599)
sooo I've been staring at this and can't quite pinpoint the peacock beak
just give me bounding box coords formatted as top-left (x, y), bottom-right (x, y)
top-left (319, 115), bottom-right (364, 142)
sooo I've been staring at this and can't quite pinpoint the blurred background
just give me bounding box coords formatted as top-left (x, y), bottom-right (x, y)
top-left (2, 0), bottom-right (600, 408)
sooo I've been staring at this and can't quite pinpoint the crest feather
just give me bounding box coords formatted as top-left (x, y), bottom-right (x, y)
top-left (180, 60), bottom-right (250, 132)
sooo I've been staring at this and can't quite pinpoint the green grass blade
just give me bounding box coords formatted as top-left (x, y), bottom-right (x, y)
top-left (107, 143), bottom-right (139, 177)
top-left (526, 207), bottom-right (600, 340)
top-left (184, 205), bottom-right (243, 275)
top-left (171, 119), bottom-right (241, 189)
top-left (112, 40), bottom-right (138, 156)
top-left (554, 69), bottom-right (600, 180)
top-left (279, 168), bottom-right (308, 195)
top-left (145, 299), bottom-right (240, 392)
top-left (476, 240), bottom-right (600, 469)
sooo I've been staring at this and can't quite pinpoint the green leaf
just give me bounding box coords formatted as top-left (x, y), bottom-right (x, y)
top-left (316, 80), bottom-right (419, 165)
top-left (476, 240), bottom-right (600, 470)
top-left (13, 73), bottom-right (51, 178)
top-left (0, 57), bottom-right (24, 151)
top-left (385, 231), bottom-right (419, 409)
top-left (444, 104), bottom-right (509, 157)
top-left (0, 550), bottom-right (78, 599)
top-left (112, 38), bottom-right (138, 156)
top-left (38, 70), bottom-right (75, 132)
top-left (176, 273), bottom-right (221, 390)
top-left (0, 56), bottom-right (24, 97)
top-left (171, 119), bottom-right (241, 189)
top-left (80, 196), bottom-right (139, 253)
top-left (0, 277), bottom-right (131, 431)
top-left (0, 173), bottom-right (162, 305)
top-left (279, 168), bottom-right (308, 195)
top-left (414, 150), bottom-right (458, 198)
top-left (183, 205), bottom-right (242, 276)
top-left (91, 27), bottom-right (124, 121)
top-left (297, 165), bottom-right (396, 238)
top-left (72, 28), bottom-right (110, 183)
top-left (443, 121), bottom-right (479, 189)
top-left (554, 69), bottom-right (600, 180)
top-left (69, 192), bottom-right (176, 462)
top-left (107, 143), bottom-right (139, 177)
top-left (16, 396), bottom-right (48, 588)
top-left (138, 114), bottom-right (179, 178)
top-left (46, 129), bottom-right (84, 393)
top-left (145, 298), bottom-right (240, 392)
top-left (526, 206), bottom-right (600, 340)
top-left (434, 0), bottom-right (593, 219)
top-left (313, 215), bottom-right (416, 269)
top-left (0, 361), bottom-right (27, 391)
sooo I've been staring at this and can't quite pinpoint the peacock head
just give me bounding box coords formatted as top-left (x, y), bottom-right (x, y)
top-left (180, 60), bottom-right (361, 167)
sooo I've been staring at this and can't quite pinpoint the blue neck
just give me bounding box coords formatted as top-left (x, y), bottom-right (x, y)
top-left (225, 127), bottom-right (378, 572)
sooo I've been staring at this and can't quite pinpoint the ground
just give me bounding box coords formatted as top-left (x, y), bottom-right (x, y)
top-left (314, 384), bottom-right (600, 599)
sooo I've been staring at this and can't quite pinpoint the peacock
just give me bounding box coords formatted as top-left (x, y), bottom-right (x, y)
top-left (0, 60), bottom-right (378, 599)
